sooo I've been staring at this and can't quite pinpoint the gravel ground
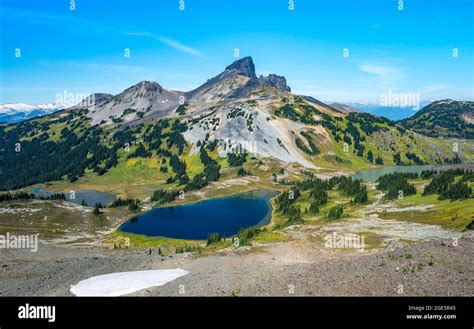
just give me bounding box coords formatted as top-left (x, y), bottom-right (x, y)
top-left (1, 234), bottom-right (472, 297)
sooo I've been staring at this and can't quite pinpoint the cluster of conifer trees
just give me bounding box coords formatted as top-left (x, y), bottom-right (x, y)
top-left (423, 169), bottom-right (473, 200)
top-left (376, 169), bottom-right (473, 201)
top-left (108, 197), bottom-right (141, 211)
top-left (0, 191), bottom-right (66, 202)
top-left (331, 176), bottom-right (368, 204)
top-left (377, 172), bottom-right (417, 198)
top-left (0, 112), bottom-right (118, 190)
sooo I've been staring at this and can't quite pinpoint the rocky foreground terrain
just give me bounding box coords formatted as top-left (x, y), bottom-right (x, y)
top-left (1, 199), bottom-right (472, 298)
top-left (0, 234), bottom-right (472, 297)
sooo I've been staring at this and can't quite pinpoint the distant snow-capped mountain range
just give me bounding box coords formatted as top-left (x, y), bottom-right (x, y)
top-left (328, 101), bottom-right (432, 121)
top-left (0, 103), bottom-right (62, 123)
top-left (0, 99), bottom-right (432, 124)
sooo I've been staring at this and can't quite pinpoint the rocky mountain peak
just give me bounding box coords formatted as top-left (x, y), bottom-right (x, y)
top-left (91, 93), bottom-right (114, 103)
top-left (187, 56), bottom-right (293, 100)
top-left (128, 81), bottom-right (163, 94)
top-left (258, 74), bottom-right (291, 92)
top-left (73, 93), bottom-right (113, 108)
top-left (224, 56), bottom-right (257, 79)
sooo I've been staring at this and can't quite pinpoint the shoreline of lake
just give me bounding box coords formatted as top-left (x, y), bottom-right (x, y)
top-left (119, 189), bottom-right (279, 240)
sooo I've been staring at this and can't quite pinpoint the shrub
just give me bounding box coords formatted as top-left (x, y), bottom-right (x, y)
top-left (327, 205), bottom-right (343, 220)
top-left (236, 227), bottom-right (265, 246)
top-left (353, 190), bottom-right (368, 204)
top-left (206, 232), bottom-right (221, 246)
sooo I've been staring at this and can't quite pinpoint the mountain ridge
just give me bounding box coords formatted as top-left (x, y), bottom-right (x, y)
top-left (73, 57), bottom-right (294, 125)
top-left (399, 99), bottom-right (474, 139)
top-left (1, 56), bottom-right (472, 192)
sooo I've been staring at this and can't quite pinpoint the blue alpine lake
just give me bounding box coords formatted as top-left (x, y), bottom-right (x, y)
top-left (352, 165), bottom-right (434, 182)
top-left (32, 188), bottom-right (116, 206)
top-left (119, 189), bottom-right (279, 240)
top-left (353, 163), bottom-right (474, 182)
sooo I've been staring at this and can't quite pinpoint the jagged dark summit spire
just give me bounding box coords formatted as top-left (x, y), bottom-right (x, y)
top-left (224, 56), bottom-right (257, 79)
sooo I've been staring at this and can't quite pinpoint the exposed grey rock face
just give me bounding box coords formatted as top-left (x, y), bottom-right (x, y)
top-left (62, 56), bottom-right (329, 167)
top-left (90, 93), bottom-right (113, 104)
top-left (184, 104), bottom-right (317, 168)
top-left (73, 93), bottom-right (113, 108)
top-left (81, 81), bottom-right (183, 125)
top-left (185, 57), bottom-right (257, 102)
top-left (116, 81), bottom-right (163, 100)
top-left (74, 57), bottom-right (298, 126)
top-left (223, 56), bottom-right (257, 79)
top-left (186, 57), bottom-right (291, 103)
top-left (259, 74), bottom-right (291, 92)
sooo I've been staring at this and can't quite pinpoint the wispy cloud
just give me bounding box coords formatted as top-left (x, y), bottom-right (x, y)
top-left (1, 9), bottom-right (206, 59)
top-left (359, 63), bottom-right (407, 87)
top-left (359, 64), bottom-right (399, 77)
top-left (126, 32), bottom-right (207, 59)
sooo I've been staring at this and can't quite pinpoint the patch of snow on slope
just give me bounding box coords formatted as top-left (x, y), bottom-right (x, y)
top-left (70, 269), bottom-right (189, 296)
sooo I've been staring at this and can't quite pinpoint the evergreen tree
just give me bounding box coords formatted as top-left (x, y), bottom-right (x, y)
top-left (366, 150), bottom-right (374, 163)
top-left (92, 203), bottom-right (102, 217)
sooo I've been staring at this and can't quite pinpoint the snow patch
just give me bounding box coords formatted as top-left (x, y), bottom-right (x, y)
top-left (70, 269), bottom-right (189, 296)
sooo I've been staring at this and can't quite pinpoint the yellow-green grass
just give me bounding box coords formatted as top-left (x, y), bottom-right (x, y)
top-left (33, 152), bottom-right (287, 206)
top-left (46, 147), bottom-right (234, 199)
top-left (110, 230), bottom-right (202, 250)
top-left (311, 133), bottom-right (375, 172)
top-left (379, 192), bottom-right (474, 230)
top-left (84, 157), bottom-right (170, 196)
top-left (270, 188), bottom-right (357, 226)
top-left (0, 200), bottom-right (128, 240)
top-left (40, 156), bottom-right (171, 199)
top-left (357, 231), bottom-right (386, 250)
top-left (111, 229), bottom-right (254, 252)
top-left (253, 230), bottom-right (289, 243)
top-left (46, 123), bottom-right (66, 141)
top-left (182, 152), bottom-right (204, 178)
top-left (309, 118), bottom-right (467, 172)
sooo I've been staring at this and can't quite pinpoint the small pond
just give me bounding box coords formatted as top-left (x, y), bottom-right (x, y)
top-left (32, 188), bottom-right (116, 206)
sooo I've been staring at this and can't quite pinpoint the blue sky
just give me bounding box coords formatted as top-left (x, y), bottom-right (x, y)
top-left (0, 0), bottom-right (473, 104)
